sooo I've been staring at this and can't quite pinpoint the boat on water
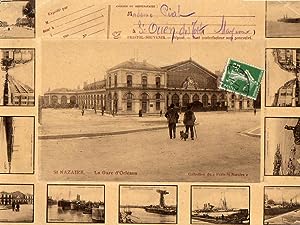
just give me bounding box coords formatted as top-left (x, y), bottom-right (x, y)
top-left (144, 189), bottom-right (177, 215)
top-left (57, 200), bottom-right (71, 210)
top-left (192, 193), bottom-right (249, 224)
top-left (192, 209), bottom-right (249, 224)
top-left (278, 15), bottom-right (300, 23)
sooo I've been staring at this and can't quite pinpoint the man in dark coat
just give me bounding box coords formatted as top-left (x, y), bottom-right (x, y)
top-left (165, 104), bottom-right (179, 139)
top-left (183, 104), bottom-right (196, 140)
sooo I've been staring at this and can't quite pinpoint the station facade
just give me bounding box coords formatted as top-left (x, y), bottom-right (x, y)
top-left (43, 59), bottom-right (256, 114)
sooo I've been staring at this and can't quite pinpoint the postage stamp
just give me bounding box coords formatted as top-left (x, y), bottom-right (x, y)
top-left (219, 59), bottom-right (264, 100)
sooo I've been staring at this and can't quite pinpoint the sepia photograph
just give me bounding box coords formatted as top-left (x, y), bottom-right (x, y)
top-left (0, 0), bottom-right (35, 38)
top-left (265, 117), bottom-right (300, 176)
top-left (264, 186), bottom-right (300, 225)
top-left (0, 184), bottom-right (34, 223)
top-left (39, 40), bottom-right (262, 182)
top-left (0, 116), bottom-right (34, 174)
top-left (265, 48), bottom-right (300, 107)
top-left (266, 1), bottom-right (300, 38)
top-left (0, 48), bottom-right (35, 106)
top-left (119, 185), bottom-right (177, 224)
top-left (47, 185), bottom-right (105, 223)
top-left (191, 186), bottom-right (250, 225)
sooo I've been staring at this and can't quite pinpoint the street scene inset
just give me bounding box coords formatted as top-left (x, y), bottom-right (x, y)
top-left (0, 185), bottom-right (34, 223)
top-left (0, 0), bottom-right (35, 38)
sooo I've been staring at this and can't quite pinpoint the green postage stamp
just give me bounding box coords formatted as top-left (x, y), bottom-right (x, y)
top-left (219, 59), bottom-right (264, 100)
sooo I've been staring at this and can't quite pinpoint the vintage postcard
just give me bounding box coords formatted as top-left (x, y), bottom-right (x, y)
top-left (47, 184), bottom-right (105, 223)
top-left (0, 116), bottom-right (34, 174)
top-left (119, 185), bottom-right (177, 224)
top-left (265, 117), bottom-right (300, 176)
top-left (265, 48), bottom-right (300, 107)
top-left (0, 184), bottom-right (34, 223)
top-left (0, 0), bottom-right (298, 224)
top-left (266, 1), bottom-right (300, 38)
top-left (0, 0), bottom-right (35, 38)
top-left (191, 186), bottom-right (250, 224)
top-left (264, 186), bottom-right (300, 225)
top-left (38, 40), bottom-right (262, 182)
top-left (0, 48), bottom-right (35, 106)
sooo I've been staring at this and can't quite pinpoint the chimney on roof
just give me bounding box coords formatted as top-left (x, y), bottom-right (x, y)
top-left (83, 81), bottom-right (87, 88)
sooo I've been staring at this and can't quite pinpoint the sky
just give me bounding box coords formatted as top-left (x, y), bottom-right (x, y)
top-left (48, 186), bottom-right (104, 202)
top-left (41, 40), bottom-right (264, 94)
top-left (0, 1), bottom-right (28, 25)
top-left (266, 187), bottom-right (300, 203)
top-left (192, 187), bottom-right (249, 210)
top-left (120, 186), bottom-right (177, 206)
top-left (267, 1), bottom-right (300, 21)
top-left (0, 185), bottom-right (33, 194)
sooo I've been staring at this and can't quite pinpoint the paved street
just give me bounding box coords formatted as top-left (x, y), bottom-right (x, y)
top-left (0, 26), bottom-right (34, 38)
top-left (0, 204), bottom-right (33, 222)
top-left (39, 109), bottom-right (260, 182)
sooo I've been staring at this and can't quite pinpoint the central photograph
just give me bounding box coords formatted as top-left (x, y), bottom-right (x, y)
top-left (39, 40), bottom-right (262, 182)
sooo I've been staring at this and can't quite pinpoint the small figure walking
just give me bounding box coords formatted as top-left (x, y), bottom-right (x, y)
top-left (160, 110), bottom-right (163, 117)
top-left (139, 109), bottom-right (143, 117)
top-left (12, 201), bottom-right (15, 211)
top-left (254, 108), bottom-right (256, 115)
top-left (81, 108), bottom-right (84, 116)
top-left (165, 104), bottom-right (179, 139)
top-left (94, 107), bottom-right (97, 114)
top-left (183, 104), bottom-right (196, 140)
top-left (101, 108), bottom-right (104, 116)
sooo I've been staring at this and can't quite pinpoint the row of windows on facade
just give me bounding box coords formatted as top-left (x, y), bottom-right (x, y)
top-left (0, 194), bottom-right (33, 199)
top-left (107, 75), bottom-right (161, 88)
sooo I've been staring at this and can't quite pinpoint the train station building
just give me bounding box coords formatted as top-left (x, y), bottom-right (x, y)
top-left (42, 58), bottom-right (257, 114)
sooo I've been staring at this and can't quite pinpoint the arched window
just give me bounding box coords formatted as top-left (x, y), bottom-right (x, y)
top-left (127, 75), bottom-right (132, 87)
top-left (182, 94), bottom-right (190, 107)
top-left (51, 95), bottom-right (58, 105)
top-left (61, 96), bottom-right (67, 106)
top-left (211, 94), bottom-right (217, 106)
top-left (156, 77), bottom-right (161, 88)
top-left (155, 93), bottom-right (161, 111)
top-left (192, 94), bottom-right (200, 102)
top-left (126, 93), bottom-right (133, 111)
top-left (202, 94), bottom-right (208, 107)
top-left (172, 94), bottom-right (179, 106)
top-left (142, 76), bottom-right (147, 88)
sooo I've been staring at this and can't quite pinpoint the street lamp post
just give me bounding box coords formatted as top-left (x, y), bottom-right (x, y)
top-left (1, 56), bottom-right (14, 173)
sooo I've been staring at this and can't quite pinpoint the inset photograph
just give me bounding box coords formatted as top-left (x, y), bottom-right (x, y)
top-left (266, 1), bottom-right (300, 38)
top-left (0, 116), bottom-right (34, 174)
top-left (265, 49), bottom-right (300, 107)
top-left (0, 48), bottom-right (35, 106)
top-left (191, 186), bottom-right (250, 224)
top-left (119, 185), bottom-right (177, 224)
top-left (47, 185), bottom-right (105, 223)
top-left (0, 184), bottom-right (34, 223)
top-left (265, 186), bottom-right (300, 225)
top-left (265, 117), bottom-right (300, 176)
top-left (39, 41), bottom-right (262, 183)
top-left (0, 0), bottom-right (35, 38)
